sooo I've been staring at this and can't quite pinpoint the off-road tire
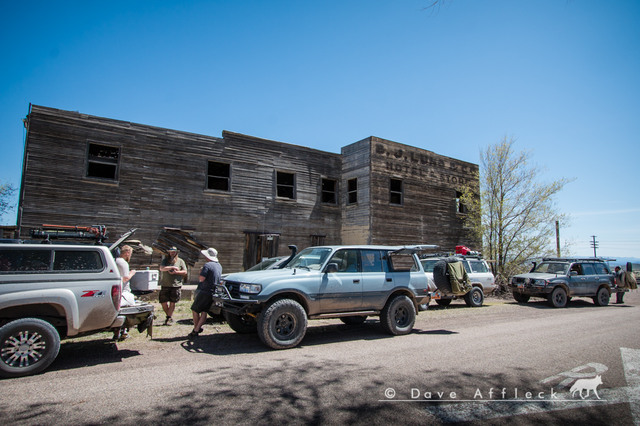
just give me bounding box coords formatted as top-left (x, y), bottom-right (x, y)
top-left (224, 312), bottom-right (258, 334)
top-left (464, 287), bottom-right (484, 307)
top-left (0, 318), bottom-right (61, 378)
top-left (257, 299), bottom-right (307, 349)
top-left (380, 295), bottom-right (416, 335)
top-left (548, 287), bottom-right (568, 308)
top-left (513, 292), bottom-right (530, 303)
top-left (340, 316), bottom-right (367, 325)
top-left (593, 287), bottom-right (610, 306)
top-left (435, 298), bottom-right (452, 307)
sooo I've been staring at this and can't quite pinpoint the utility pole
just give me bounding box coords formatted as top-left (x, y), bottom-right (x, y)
top-left (555, 221), bottom-right (561, 257)
top-left (590, 235), bottom-right (599, 257)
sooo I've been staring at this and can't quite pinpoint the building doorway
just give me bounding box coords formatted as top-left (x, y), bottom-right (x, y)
top-left (243, 232), bottom-right (280, 270)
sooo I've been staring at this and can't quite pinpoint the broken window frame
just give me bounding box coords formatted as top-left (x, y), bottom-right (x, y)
top-left (86, 142), bottom-right (120, 181)
top-left (390, 178), bottom-right (403, 206)
top-left (276, 171), bottom-right (296, 200)
top-left (347, 178), bottom-right (358, 205)
top-left (321, 178), bottom-right (338, 205)
top-left (207, 161), bottom-right (231, 192)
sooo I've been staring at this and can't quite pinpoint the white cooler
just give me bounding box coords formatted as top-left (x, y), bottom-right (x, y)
top-left (130, 270), bottom-right (159, 291)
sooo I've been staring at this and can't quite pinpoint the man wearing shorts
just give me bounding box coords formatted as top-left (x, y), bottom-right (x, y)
top-left (158, 247), bottom-right (188, 325)
top-left (189, 247), bottom-right (222, 339)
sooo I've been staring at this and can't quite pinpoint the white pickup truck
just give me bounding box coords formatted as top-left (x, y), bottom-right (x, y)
top-left (0, 242), bottom-right (154, 378)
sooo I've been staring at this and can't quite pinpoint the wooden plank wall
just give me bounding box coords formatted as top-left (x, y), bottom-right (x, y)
top-left (19, 106), bottom-right (342, 275)
top-left (18, 105), bottom-right (480, 278)
top-left (365, 137), bottom-right (481, 251)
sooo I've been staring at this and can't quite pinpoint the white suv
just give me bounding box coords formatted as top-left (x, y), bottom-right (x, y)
top-left (420, 255), bottom-right (495, 308)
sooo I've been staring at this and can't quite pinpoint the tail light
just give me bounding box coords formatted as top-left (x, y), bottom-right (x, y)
top-left (111, 284), bottom-right (122, 310)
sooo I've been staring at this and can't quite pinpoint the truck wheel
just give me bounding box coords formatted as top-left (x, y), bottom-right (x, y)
top-left (548, 287), bottom-right (568, 308)
top-left (224, 312), bottom-right (257, 334)
top-left (0, 318), bottom-right (61, 378)
top-left (464, 287), bottom-right (484, 307)
top-left (435, 299), bottom-right (452, 307)
top-left (513, 292), bottom-right (530, 303)
top-left (257, 299), bottom-right (307, 349)
top-left (593, 287), bottom-right (610, 306)
top-left (340, 316), bottom-right (367, 325)
top-left (380, 295), bottom-right (416, 335)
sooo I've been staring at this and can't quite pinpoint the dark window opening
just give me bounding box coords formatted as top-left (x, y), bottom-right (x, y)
top-left (87, 143), bottom-right (119, 180)
top-left (321, 178), bottom-right (337, 204)
top-left (311, 234), bottom-right (326, 246)
top-left (390, 178), bottom-right (403, 205)
top-left (276, 171), bottom-right (295, 199)
top-left (456, 191), bottom-right (468, 214)
top-left (207, 161), bottom-right (230, 191)
top-left (347, 178), bottom-right (358, 205)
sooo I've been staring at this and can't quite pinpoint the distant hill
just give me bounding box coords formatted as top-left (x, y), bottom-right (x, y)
top-left (605, 257), bottom-right (640, 268)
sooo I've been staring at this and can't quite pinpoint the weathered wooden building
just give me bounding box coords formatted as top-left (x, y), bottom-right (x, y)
top-left (17, 105), bottom-right (479, 275)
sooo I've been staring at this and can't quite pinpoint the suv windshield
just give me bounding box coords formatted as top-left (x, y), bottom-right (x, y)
top-left (285, 247), bottom-right (332, 270)
top-left (420, 259), bottom-right (437, 273)
top-left (532, 262), bottom-right (569, 275)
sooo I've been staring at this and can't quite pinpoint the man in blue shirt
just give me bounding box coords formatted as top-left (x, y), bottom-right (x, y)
top-left (189, 247), bottom-right (222, 339)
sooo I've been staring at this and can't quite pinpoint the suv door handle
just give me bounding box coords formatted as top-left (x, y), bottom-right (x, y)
top-left (386, 278), bottom-right (393, 282)
top-left (353, 279), bottom-right (360, 284)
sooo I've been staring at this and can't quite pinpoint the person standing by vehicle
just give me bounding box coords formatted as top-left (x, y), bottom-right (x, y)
top-left (158, 247), bottom-right (188, 325)
top-left (189, 247), bottom-right (222, 339)
top-left (116, 245), bottom-right (136, 293)
top-left (114, 245), bottom-right (136, 340)
top-left (614, 266), bottom-right (627, 304)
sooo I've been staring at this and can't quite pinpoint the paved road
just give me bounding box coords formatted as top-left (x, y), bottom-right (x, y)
top-left (2, 292), bottom-right (639, 425)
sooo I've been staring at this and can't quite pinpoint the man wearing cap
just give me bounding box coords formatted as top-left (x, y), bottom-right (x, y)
top-left (159, 246), bottom-right (188, 325)
top-left (189, 247), bottom-right (222, 339)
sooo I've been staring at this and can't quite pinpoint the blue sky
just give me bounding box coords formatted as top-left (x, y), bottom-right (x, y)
top-left (1, 0), bottom-right (639, 258)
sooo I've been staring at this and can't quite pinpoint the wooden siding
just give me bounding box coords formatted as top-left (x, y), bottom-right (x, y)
top-left (18, 105), bottom-right (480, 278)
top-left (19, 106), bottom-right (342, 274)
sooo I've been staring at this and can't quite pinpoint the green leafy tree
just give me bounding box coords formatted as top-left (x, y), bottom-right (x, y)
top-left (461, 137), bottom-right (572, 287)
top-left (0, 181), bottom-right (17, 223)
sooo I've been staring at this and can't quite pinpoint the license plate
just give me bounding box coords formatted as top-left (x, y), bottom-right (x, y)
top-left (517, 284), bottom-right (524, 289)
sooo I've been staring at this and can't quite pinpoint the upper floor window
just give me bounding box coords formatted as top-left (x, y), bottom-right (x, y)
top-left (347, 178), bottom-right (358, 205)
top-left (321, 178), bottom-right (337, 204)
top-left (207, 161), bottom-right (230, 191)
top-left (276, 171), bottom-right (296, 199)
top-left (86, 143), bottom-right (119, 181)
top-left (456, 191), bottom-right (468, 214)
top-left (390, 178), bottom-right (403, 205)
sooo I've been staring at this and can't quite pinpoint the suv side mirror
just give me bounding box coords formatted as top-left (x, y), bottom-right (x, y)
top-left (325, 263), bottom-right (339, 274)
top-left (570, 270), bottom-right (578, 276)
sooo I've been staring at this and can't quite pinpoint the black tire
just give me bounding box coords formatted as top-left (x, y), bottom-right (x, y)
top-left (435, 298), bottom-right (452, 307)
top-left (340, 316), bottom-right (367, 325)
top-left (548, 287), bottom-right (568, 308)
top-left (593, 287), bottom-right (610, 306)
top-left (224, 311), bottom-right (257, 334)
top-left (257, 299), bottom-right (307, 349)
top-left (380, 295), bottom-right (416, 335)
top-left (464, 287), bottom-right (484, 307)
top-left (513, 292), bottom-right (530, 303)
top-left (0, 318), bottom-right (61, 378)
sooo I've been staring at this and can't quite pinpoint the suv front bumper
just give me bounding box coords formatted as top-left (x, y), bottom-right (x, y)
top-left (211, 284), bottom-right (260, 316)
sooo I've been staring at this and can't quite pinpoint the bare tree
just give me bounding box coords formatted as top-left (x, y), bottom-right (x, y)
top-left (461, 137), bottom-right (573, 287)
top-left (0, 181), bottom-right (17, 223)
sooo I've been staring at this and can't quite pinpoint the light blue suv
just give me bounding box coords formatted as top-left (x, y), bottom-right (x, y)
top-left (212, 245), bottom-right (432, 349)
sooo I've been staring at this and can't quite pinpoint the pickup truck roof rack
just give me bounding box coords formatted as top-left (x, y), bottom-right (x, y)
top-left (30, 224), bottom-right (108, 244)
